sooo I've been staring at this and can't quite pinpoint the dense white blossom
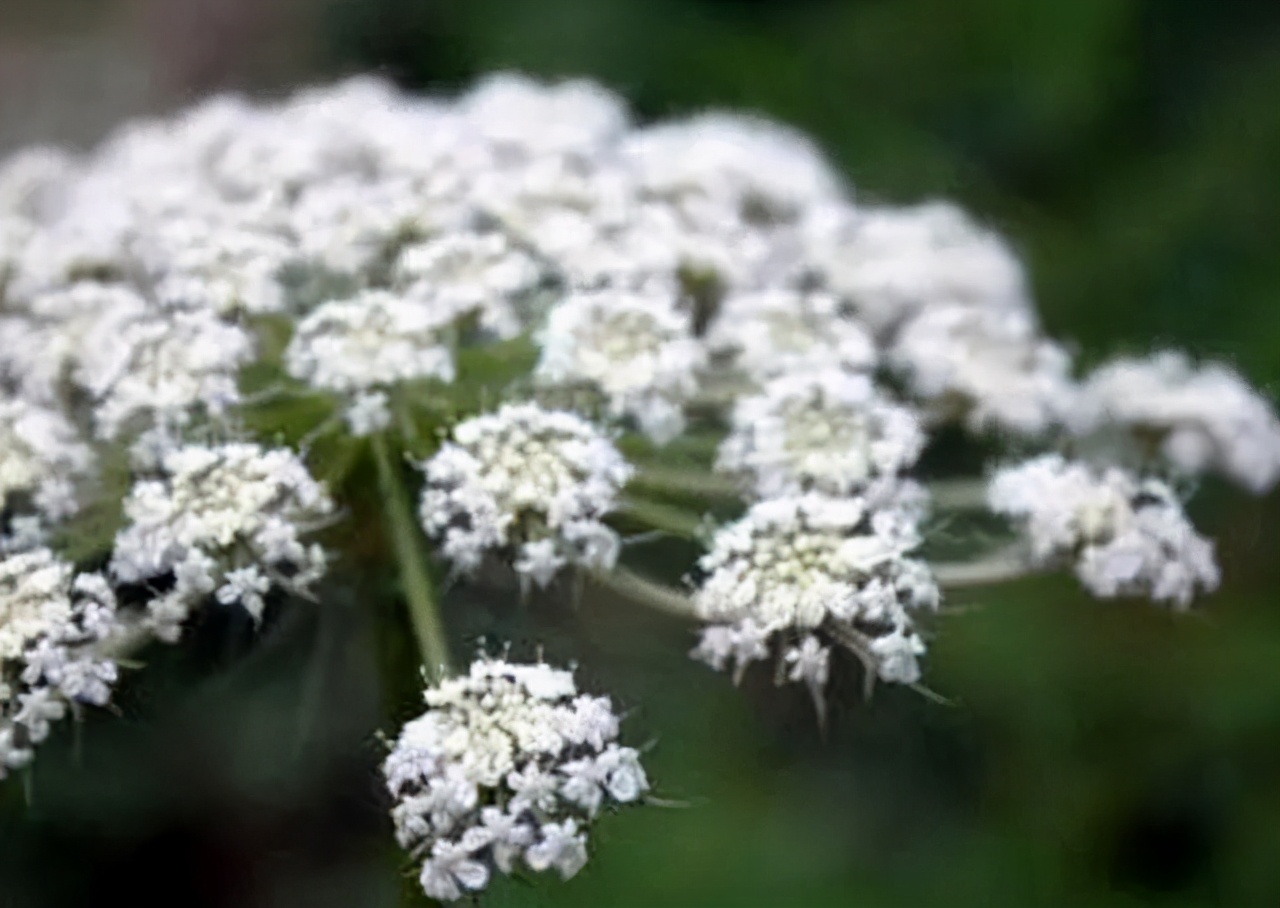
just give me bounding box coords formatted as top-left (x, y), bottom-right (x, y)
top-left (110, 443), bottom-right (334, 640)
top-left (0, 397), bottom-right (92, 519)
top-left (285, 289), bottom-right (457, 394)
top-left (1072, 351), bottom-right (1280, 493)
top-left (804, 202), bottom-right (1029, 335)
top-left (0, 548), bottom-right (119, 777)
top-left (692, 493), bottom-right (938, 698)
top-left (891, 304), bottom-right (1074, 435)
top-left (535, 285), bottom-right (705, 443)
top-left (706, 289), bottom-right (876, 382)
top-left (395, 231), bottom-right (543, 340)
top-left (988, 454), bottom-right (1219, 607)
top-left (419, 404), bottom-right (631, 587)
top-left (385, 656), bottom-right (648, 901)
top-left (718, 369), bottom-right (925, 498)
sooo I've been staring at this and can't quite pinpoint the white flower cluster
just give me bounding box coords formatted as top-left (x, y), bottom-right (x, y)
top-left (988, 455), bottom-right (1220, 607)
top-left (692, 493), bottom-right (938, 701)
top-left (419, 404), bottom-right (631, 588)
top-left (804, 201), bottom-right (1029, 336)
top-left (706, 289), bottom-right (877, 383)
top-left (0, 397), bottom-right (92, 519)
top-left (717, 369), bottom-right (925, 498)
top-left (890, 305), bottom-right (1074, 436)
top-left (110, 443), bottom-right (334, 640)
top-left (0, 547), bottom-right (119, 777)
top-left (0, 281), bottom-right (253, 440)
top-left (1073, 351), bottom-right (1280, 494)
top-left (535, 284), bottom-right (706, 443)
top-left (384, 656), bottom-right (648, 902)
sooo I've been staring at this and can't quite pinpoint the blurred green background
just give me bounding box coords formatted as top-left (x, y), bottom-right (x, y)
top-left (3, 1), bottom-right (1280, 906)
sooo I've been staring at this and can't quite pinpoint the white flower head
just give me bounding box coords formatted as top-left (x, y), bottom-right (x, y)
top-left (807, 202), bottom-right (1029, 335)
top-left (0, 548), bottom-right (119, 778)
top-left (693, 493), bottom-right (938, 701)
top-left (707, 289), bottom-right (877, 382)
top-left (110, 443), bottom-right (334, 639)
top-left (395, 231), bottom-right (544, 341)
top-left (1072, 351), bottom-right (1280, 493)
top-left (385, 655), bottom-right (649, 901)
top-left (460, 73), bottom-right (630, 159)
top-left (285, 289), bottom-right (457, 395)
top-left (989, 454), bottom-right (1220, 608)
top-left (419, 404), bottom-right (632, 586)
top-left (77, 305), bottom-right (254, 439)
top-left (0, 398), bottom-right (93, 520)
top-left (891, 304), bottom-right (1075, 436)
top-left (621, 113), bottom-right (842, 223)
top-left (717, 369), bottom-right (925, 498)
top-left (535, 285), bottom-right (706, 444)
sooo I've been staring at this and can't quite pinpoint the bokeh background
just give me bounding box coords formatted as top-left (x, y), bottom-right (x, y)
top-left (3, 1), bottom-right (1280, 905)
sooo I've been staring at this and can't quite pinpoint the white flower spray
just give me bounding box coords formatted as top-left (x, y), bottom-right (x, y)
top-left (0, 70), bottom-right (1277, 901)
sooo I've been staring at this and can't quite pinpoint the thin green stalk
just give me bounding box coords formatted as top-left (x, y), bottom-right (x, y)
top-left (372, 435), bottom-right (452, 680)
top-left (619, 496), bottom-right (705, 539)
top-left (590, 567), bottom-right (698, 619)
top-left (933, 546), bottom-right (1036, 588)
top-left (629, 464), bottom-right (741, 500)
top-left (928, 478), bottom-right (989, 511)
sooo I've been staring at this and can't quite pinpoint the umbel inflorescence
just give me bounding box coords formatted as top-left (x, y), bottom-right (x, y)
top-left (1, 72), bottom-right (1279, 900)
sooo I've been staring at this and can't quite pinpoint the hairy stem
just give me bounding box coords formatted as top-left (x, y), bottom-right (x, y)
top-left (590, 567), bottom-right (699, 619)
top-left (372, 435), bottom-right (452, 680)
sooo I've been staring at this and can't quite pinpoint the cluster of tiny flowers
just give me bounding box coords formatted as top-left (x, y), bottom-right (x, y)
top-left (384, 657), bottom-right (648, 902)
top-left (0, 546), bottom-right (119, 777)
top-left (988, 455), bottom-right (1220, 607)
top-left (706, 289), bottom-right (877, 383)
top-left (889, 305), bottom-right (1074, 436)
top-left (0, 398), bottom-right (92, 519)
top-left (110, 443), bottom-right (334, 640)
top-left (535, 283), bottom-right (706, 444)
top-left (419, 404), bottom-right (631, 588)
top-left (717, 369), bottom-right (925, 498)
top-left (692, 492), bottom-right (939, 704)
top-left (1072, 351), bottom-right (1280, 494)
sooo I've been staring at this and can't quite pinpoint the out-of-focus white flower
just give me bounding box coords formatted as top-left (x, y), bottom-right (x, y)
top-left (0, 398), bottom-right (92, 519)
top-left (395, 231), bottom-right (544, 340)
top-left (692, 493), bottom-right (937, 699)
top-left (806, 202), bottom-right (1029, 335)
top-left (718, 369), bottom-right (925, 498)
top-left (110, 443), bottom-right (333, 639)
top-left (1072, 351), bottom-right (1280, 494)
top-left (460, 73), bottom-right (630, 159)
top-left (77, 305), bottom-right (254, 439)
top-left (385, 655), bottom-right (648, 901)
top-left (419, 404), bottom-right (631, 586)
top-left (621, 113), bottom-right (842, 223)
top-left (344, 391), bottom-right (393, 437)
top-left (707, 289), bottom-right (876, 382)
top-left (989, 454), bottom-right (1219, 607)
top-left (891, 304), bottom-right (1074, 436)
top-left (285, 289), bottom-right (457, 395)
top-left (0, 548), bottom-right (119, 778)
top-left (535, 285), bottom-right (705, 443)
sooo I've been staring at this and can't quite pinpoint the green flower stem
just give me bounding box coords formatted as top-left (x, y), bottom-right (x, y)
top-left (629, 464), bottom-right (740, 500)
top-left (372, 434), bottom-right (452, 681)
top-left (590, 567), bottom-right (699, 619)
top-left (928, 478), bottom-right (989, 511)
top-left (933, 546), bottom-right (1035, 588)
top-left (619, 495), bottom-right (705, 539)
